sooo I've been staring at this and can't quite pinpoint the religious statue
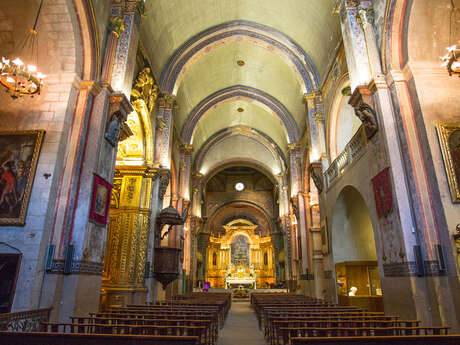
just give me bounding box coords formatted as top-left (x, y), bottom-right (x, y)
top-left (104, 111), bottom-right (123, 146)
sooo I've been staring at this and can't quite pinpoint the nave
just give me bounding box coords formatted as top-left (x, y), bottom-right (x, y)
top-left (1, 0), bottom-right (460, 344)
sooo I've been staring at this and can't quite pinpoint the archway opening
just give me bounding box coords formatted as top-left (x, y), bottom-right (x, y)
top-left (197, 166), bottom-right (283, 290)
top-left (331, 186), bottom-right (383, 312)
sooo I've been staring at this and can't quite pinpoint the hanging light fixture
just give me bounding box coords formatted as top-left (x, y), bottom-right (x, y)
top-left (440, 0), bottom-right (460, 76)
top-left (0, 0), bottom-right (46, 98)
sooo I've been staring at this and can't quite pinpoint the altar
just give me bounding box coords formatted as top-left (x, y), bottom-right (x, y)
top-left (205, 219), bottom-right (275, 288)
top-left (225, 265), bottom-right (256, 289)
top-left (225, 277), bottom-right (256, 289)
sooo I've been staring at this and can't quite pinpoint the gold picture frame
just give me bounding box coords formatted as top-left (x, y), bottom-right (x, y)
top-left (437, 123), bottom-right (460, 203)
top-left (0, 130), bottom-right (45, 225)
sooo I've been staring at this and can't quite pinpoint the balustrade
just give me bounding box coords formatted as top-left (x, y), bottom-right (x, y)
top-left (0, 308), bottom-right (51, 332)
top-left (324, 126), bottom-right (367, 189)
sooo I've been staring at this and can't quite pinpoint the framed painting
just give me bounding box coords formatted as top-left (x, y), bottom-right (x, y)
top-left (89, 173), bottom-right (112, 226)
top-left (437, 123), bottom-right (460, 203)
top-left (0, 130), bottom-right (44, 226)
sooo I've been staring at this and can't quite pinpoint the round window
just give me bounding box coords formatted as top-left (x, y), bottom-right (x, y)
top-left (234, 182), bottom-right (245, 191)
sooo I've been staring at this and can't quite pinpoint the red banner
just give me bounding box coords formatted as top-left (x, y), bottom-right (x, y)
top-left (371, 167), bottom-right (393, 218)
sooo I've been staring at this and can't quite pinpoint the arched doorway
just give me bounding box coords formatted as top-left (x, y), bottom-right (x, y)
top-left (331, 186), bottom-right (383, 311)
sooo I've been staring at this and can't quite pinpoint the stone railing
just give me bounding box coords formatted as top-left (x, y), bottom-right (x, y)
top-left (0, 308), bottom-right (51, 332)
top-left (324, 125), bottom-right (367, 189)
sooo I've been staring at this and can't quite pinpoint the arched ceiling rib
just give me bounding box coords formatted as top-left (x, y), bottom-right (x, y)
top-left (142, 1), bottom-right (341, 82)
top-left (159, 20), bottom-right (320, 94)
top-left (198, 134), bottom-right (282, 177)
top-left (191, 106), bottom-right (288, 157)
top-left (181, 85), bottom-right (298, 148)
top-left (175, 43), bottom-right (305, 137)
top-left (139, 0), bottom-right (341, 177)
top-left (194, 126), bottom-right (287, 175)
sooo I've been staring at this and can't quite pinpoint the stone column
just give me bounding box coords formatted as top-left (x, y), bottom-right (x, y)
top-left (110, 0), bottom-right (141, 96)
top-left (336, 0), bottom-right (372, 90)
top-left (41, 83), bottom-right (133, 321)
top-left (154, 95), bottom-right (175, 169)
top-left (310, 227), bottom-right (325, 299)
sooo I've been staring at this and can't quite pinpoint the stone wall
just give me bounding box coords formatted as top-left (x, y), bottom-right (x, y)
top-left (406, 0), bottom-right (460, 273)
top-left (0, 0), bottom-right (79, 312)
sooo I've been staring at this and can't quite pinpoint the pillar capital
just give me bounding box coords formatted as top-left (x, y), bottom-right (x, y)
top-left (158, 93), bottom-right (177, 110)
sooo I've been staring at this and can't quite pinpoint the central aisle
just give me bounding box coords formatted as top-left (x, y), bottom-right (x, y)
top-left (218, 300), bottom-right (265, 345)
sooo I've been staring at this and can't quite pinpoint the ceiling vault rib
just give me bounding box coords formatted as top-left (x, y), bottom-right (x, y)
top-left (181, 85), bottom-right (300, 145)
top-left (193, 125), bottom-right (287, 176)
top-left (159, 20), bottom-right (320, 94)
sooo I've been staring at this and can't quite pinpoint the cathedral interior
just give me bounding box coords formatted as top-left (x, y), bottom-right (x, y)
top-left (0, 0), bottom-right (460, 343)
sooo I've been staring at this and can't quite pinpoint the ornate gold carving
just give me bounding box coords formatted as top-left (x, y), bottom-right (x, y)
top-left (131, 67), bottom-right (158, 114)
top-left (110, 178), bottom-right (123, 209)
top-left (103, 167), bottom-right (153, 292)
top-left (108, 16), bottom-right (125, 38)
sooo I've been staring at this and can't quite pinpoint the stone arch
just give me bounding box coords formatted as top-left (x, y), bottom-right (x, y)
top-left (330, 185), bottom-right (384, 307)
top-left (194, 125), bottom-right (287, 177)
top-left (326, 73), bottom-right (361, 161)
top-left (159, 20), bottom-right (320, 95)
top-left (330, 185), bottom-right (379, 264)
top-left (182, 85), bottom-right (299, 145)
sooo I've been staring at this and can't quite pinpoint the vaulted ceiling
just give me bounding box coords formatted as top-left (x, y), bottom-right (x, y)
top-left (141, 0), bottom-right (341, 176)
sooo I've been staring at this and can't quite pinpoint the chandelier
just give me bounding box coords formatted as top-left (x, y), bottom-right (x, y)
top-left (441, 0), bottom-right (460, 76)
top-left (0, 0), bottom-right (46, 98)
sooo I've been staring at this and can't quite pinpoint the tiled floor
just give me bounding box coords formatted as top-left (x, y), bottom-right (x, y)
top-left (218, 300), bottom-right (266, 345)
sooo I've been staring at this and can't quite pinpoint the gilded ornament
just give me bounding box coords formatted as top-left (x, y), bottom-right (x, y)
top-left (108, 16), bottom-right (125, 38)
top-left (131, 67), bottom-right (158, 113)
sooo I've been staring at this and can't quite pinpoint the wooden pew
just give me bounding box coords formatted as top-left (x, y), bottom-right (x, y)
top-left (290, 335), bottom-right (460, 345)
top-left (41, 322), bottom-right (209, 345)
top-left (71, 315), bottom-right (217, 344)
top-left (0, 331), bottom-right (199, 345)
top-left (279, 327), bottom-right (451, 345)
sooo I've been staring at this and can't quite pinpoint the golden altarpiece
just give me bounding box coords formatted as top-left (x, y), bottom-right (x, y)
top-left (206, 219), bottom-right (275, 288)
top-left (100, 67), bottom-right (158, 309)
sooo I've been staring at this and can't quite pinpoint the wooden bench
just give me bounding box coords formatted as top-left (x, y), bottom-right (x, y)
top-left (71, 315), bottom-right (217, 343)
top-left (290, 335), bottom-right (460, 345)
top-left (279, 327), bottom-right (451, 345)
top-left (41, 322), bottom-right (209, 345)
top-left (0, 331), bottom-right (199, 345)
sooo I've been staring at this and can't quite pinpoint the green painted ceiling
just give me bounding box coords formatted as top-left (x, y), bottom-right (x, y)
top-left (140, 0), bottom-right (342, 173)
top-left (142, 0), bottom-right (341, 79)
top-left (175, 40), bottom-right (306, 143)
